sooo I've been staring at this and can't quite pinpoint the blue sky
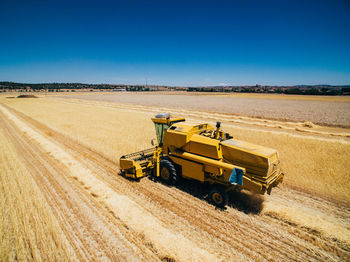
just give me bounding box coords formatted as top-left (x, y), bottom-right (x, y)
top-left (0, 0), bottom-right (349, 86)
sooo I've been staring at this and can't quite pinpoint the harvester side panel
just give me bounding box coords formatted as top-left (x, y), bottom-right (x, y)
top-left (221, 140), bottom-right (276, 177)
top-left (169, 155), bottom-right (205, 182)
top-left (185, 134), bottom-right (222, 160)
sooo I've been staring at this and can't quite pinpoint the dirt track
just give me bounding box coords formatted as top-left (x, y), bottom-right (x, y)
top-left (1, 103), bottom-right (350, 261)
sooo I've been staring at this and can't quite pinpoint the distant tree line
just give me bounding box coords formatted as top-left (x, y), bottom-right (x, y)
top-left (187, 85), bottom-right (350, 95)
top-left (0, 82), bottom-right (128, 90)
top-left (1, 81), bottom-right (349, 95)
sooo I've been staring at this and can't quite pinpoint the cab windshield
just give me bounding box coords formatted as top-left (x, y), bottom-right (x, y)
top-left (154, 123), bottom-right (169, 146)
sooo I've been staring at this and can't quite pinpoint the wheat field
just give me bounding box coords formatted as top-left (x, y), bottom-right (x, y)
top-left (0, 93), bottom-right (349, 261)
top-left (0, 122), bottom-right (75, 261)
top-left (2, 95), bottom-right (350, 202)
top-left (68, 92), bottom-right (350, 126)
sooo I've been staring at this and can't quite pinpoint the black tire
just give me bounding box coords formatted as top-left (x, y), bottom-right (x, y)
top-left (209, 187), bottom-right (228, 208)
top-left (159, 159), bottom-right (178, 185)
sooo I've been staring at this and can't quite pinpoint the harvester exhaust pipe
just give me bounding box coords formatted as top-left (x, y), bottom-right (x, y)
top-left (215, 121), bottom-right (221, 139)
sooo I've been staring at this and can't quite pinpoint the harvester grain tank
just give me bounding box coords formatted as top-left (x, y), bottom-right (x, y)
top-left (120, 113), bottom-right (283, 207)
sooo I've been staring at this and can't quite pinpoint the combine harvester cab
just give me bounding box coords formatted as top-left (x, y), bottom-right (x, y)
top-left (120, 113), bottom-right (284, 207)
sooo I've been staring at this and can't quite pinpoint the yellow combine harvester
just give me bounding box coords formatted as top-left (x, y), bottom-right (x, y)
top-left (120, 113), bottom-right (284, 207)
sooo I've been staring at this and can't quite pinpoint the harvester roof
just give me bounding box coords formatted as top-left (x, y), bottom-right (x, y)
top-left (151, 113), bottom-right (185, 125)
top-left (167, 122), bottom-right (212, 133)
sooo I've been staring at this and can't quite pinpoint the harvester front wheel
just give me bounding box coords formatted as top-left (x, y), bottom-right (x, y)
top-left (209, 187), bottom-right (228, 208)
top-left (159, 159), bottom-right (177, 185)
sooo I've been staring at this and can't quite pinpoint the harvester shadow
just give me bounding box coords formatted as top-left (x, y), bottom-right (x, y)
top-left (152, 177), bottom-right (265, 214)
top-left (227, 190), bottom-right (265, 214)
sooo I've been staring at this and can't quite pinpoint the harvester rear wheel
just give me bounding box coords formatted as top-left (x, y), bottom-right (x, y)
top-left (209, 187), bottom-right (228, 208)
top-left (159, 159), bottom-right (177, 185)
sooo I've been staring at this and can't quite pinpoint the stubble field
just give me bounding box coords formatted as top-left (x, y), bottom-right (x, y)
top-left (1, 92), bottom-right (350, 261)
top-left (67, 92), bottom-right (350, 127)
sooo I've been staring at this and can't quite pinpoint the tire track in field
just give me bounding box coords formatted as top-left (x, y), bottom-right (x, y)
top-left (3, 103), bottom-right (350, 261)
top-left (0, 112), bottom-right (152, 261)
top-left (87, 161), bottom-right (349, 261)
